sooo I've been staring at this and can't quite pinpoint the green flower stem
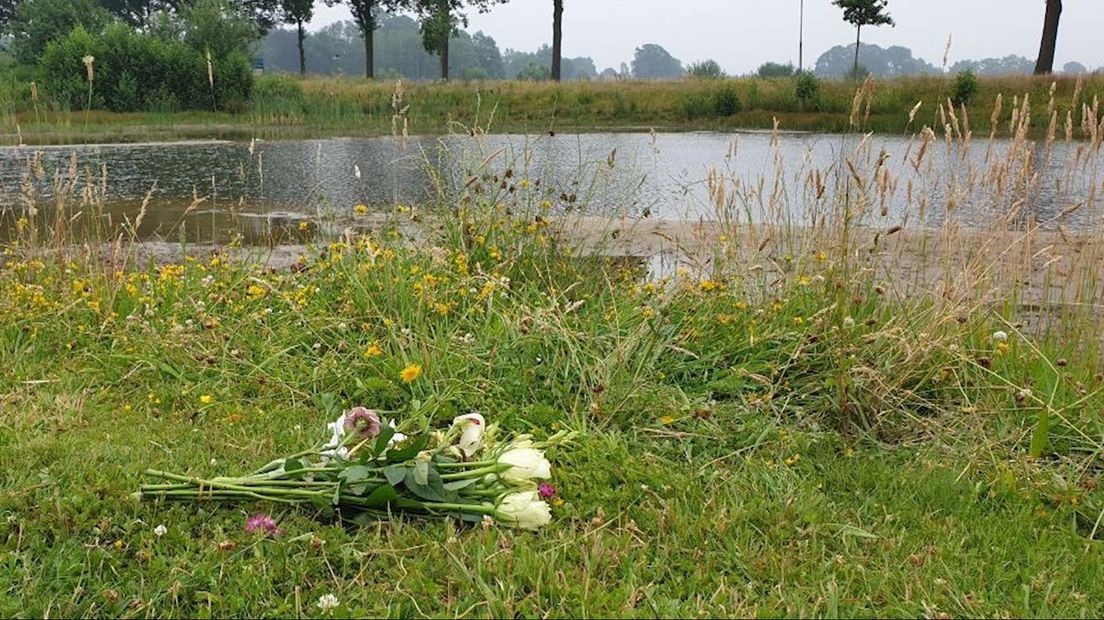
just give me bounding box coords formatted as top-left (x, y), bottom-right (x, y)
top-left (439, 464), bottom-right (507, 480)
top-left (142, 489), bottom-right (304, 504)
top-left (144, 470), bottom-right (330, 499)
top-left (434, 460), bottom-right (497, 469)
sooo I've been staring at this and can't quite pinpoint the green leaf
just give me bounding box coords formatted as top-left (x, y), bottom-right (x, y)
top-left (375, 425), bottom-right (396, 454)
top-left (361, 484), bottom-right (399, 508)
top-left (339, 465), bottom-right (373, 484)
top-left (283, 458), bottom-right (304, 472)
top-left (413, 459), bottom-right (429, 486)
top-left (383, 464), bottom-right (408, 487)
top-left (387, 435), bottom-right (428, 463)
top-left (403, 465), bottom-right (453, 502)
top-left (443, 477), bottom-right (479, 492)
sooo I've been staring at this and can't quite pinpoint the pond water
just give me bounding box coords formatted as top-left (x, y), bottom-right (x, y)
top-left (1, 131), bottom-right (1101, 243)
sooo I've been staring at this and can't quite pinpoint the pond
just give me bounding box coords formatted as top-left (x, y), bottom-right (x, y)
top-left (1, 131), bottom-right (1101, 243)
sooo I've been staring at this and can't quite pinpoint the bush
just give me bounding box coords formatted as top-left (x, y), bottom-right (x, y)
top-left (686, 60), bottom-right (725, 80)
top-left (39, 25), bottom-right (253, 113)
top-left (681, 84), bottom-right (742, 119)
top-left (711, 85), bottom-right (742, 116)
top-left (795, 72), bottom-right (820, 109)
top-left (952, 69), bottom-right (979, 106)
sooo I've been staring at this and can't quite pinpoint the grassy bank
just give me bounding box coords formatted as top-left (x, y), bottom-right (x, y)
top-left (3, 73), bottom-right (1104, 145)
top-left (3, 83), bottom-right (1104, 616)
top-left (3, 206), bottom-right (1104, 617)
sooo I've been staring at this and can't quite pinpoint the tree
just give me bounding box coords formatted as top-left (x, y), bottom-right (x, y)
top-left (517, 61), bottom-right (549, 81)
top-left (1063, 61), bottom-right (1087, 75)
top-left (281, 0), bottom-right (315, 74)
top-left (832, 0), bottom-right (894, 79)
top-left (631, 43), bottom-right (683, 79)
top-left (99, 1), bottom-right (178, 29)
top-left (550, 0), bottom-right (562, 81)
top-left (757, 61), bottom-right (794, 78)
top-left (814, 43), bottom-right (936, 78)
top-left (0, 0), bottom-right (17, 32)
top-left (1033, 0), bottom-right (1062, 75)
top-left (343, 0), bottom-right (404, 78)
top-left (178, 0), bottom-right (261, 59)
top-left (411, 0), bottom-right (507, 80)
top-left (9, 0), bottom-right (113, 64)
top-left (686, 59), bottom-right (724, 79)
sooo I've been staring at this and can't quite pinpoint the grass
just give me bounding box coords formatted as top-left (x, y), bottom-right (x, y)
top-left (3, 82), bottom-right (1104, 616)
top-left (3, 73), bottom-right (1104, 144)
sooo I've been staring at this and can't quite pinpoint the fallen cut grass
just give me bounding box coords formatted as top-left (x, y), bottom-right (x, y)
top-left (4, 73), bottom-right (1104, 144)
top-left (2, 80), bottom-right (1104, 616)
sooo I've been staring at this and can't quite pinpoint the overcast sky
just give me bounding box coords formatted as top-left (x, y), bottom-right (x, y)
top-left (311, 1), bottom-right (1104, 74)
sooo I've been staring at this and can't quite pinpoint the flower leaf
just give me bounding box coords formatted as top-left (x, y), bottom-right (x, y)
top-left (361, 483), bottom-right (399, 508)
top-left (383, 464), bottom-right (408, 487)
top-left (386, 435), bottom-right (428, 463)
top-left (374, 425), bottom-right (396, 454)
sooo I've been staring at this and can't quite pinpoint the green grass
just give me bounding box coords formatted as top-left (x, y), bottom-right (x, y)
top-left (3, 73), bottom-right (1104, 145)
top-left (3, 194), bottom-right (1104, 616)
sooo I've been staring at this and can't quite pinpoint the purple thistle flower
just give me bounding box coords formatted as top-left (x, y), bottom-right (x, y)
top-left (343, 407), bottom-right (381, 439)
top-left (538, 482), bottom-right (556, 499)
top-left (245, 514), bottom-right (282, 536)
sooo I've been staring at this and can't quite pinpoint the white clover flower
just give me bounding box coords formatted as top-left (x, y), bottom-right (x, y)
top-left (498, 446), bottom-right (552, 482)
top-left (991, 331), bottom-right (1009, 342)
top-left (452, 413), bottom-right (485, 457)
top-left (154, 524), bottom-right (167, 537)
top-left (316, 594), bottom-right (340, 610)
top-left (495, 491), bottom-right (552, 531)
top-left (842, 316), bottom-right (855, 328)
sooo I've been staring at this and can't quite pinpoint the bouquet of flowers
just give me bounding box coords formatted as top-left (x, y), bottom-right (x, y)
top-left (138, 408), bottom-right (574, 530)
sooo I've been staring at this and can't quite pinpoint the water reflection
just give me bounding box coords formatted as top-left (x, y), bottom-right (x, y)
top-left (1, 132), bottom-right (1101, 244)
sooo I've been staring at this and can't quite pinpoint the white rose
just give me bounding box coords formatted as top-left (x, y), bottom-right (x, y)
top-left (451, 413), bottom-right (485, 457)
top-left (497, 447), bottom-right (552, 482)
top-left (495, 491), bottom-right (552, 531)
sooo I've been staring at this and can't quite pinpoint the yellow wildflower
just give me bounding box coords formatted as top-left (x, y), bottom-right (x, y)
top-left (399, 363), bottom-right (422, 383)
top-left (364, 342), bottom-right (382, 357)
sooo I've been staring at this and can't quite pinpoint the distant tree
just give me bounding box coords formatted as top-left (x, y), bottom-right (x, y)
top-left (631, 43), bottom-right (683, 79)
top-left (9, 0), bottom-right (113, 64)
top-left (411, 0), bottom-right (507, 80)
top-left (686, 59), bottom-right (724, 79)
top-left (550, 0), bottom-right (562, 81)
top-left (949, 55), bottom-right (1035, 77)
top-left (1033, 0), bottom-right (1062, 75)
top-left (757, 61), bottom-right (794, 78)
top-left (832, 0), bottom-right (894, 78)
top-left (281, 0), bottom-right (314, 75)
top-left (517, 61), bottom-right (549, 81)
top-left (1063, 60), bottom-right (1086, 75)
top-left (814, 43), bottom-right (935, 78)
top-left (503, 44), bottom-right (594, 80)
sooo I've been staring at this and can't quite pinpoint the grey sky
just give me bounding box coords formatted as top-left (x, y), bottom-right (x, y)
top-left (312, 1), bottom-right (1104, 74)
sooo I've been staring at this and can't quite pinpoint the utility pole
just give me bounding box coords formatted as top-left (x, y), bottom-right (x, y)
top-left (798, 0), bottom-right (805, 73)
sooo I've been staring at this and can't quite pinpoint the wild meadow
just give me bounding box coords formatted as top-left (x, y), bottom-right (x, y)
top-left (2, 77), bottom-right (1104, 617)
top-left (4, 72), bottom-right (1104, 144)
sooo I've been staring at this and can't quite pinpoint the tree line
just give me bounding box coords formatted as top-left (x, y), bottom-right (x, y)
top-left (0, 0), bottom-right (1082, 91)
